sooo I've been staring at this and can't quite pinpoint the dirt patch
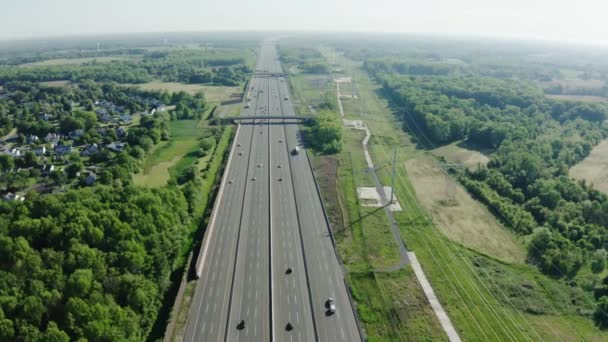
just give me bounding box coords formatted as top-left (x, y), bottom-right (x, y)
top-left (431, 143), bottom-right (489, 170)
top-left (544, 78), bottom-right (605, 91)
top-left (313, 154), bottom-right (345, 233)
top-left (405, 156), bottom-right (526, 264)
top-left (39, 80), bottom-right (71, 87)
top-left (570, 138), bottom-right (608, 194)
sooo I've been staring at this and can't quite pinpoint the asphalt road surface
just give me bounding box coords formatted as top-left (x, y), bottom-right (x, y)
top-left (184, 41), bottom-right (361, 342)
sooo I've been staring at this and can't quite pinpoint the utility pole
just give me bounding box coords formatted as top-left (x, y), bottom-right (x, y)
top-left (390, 147), bottom-right (397, 205)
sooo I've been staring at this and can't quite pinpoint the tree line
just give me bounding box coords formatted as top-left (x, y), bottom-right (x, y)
top-left (0, 50), bottom-right (251, 86)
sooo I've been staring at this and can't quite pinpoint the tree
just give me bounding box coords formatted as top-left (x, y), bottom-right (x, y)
top-left (66, 269), bottom-right (94, 298)
top-left (59, 117), bottom-right (84, 133)
top-left (592, 249), bottom-right (608, 274)
top-left (44, 322), bottom-right (69, 342)
top-left (309, 110), bottom-right (342, 154)
top-left (595, 296), bottom-right (608, 329)
top-left (65, 162), bottom-right (84, 178)
top-left (0, 155), bottom-right (14, 172)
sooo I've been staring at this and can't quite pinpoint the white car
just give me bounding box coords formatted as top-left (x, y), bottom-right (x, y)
top-left (326, 298), bottom-right (336, 315)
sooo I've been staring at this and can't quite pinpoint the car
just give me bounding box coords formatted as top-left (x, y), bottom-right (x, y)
top-left (237, 143), bottom-right (241, 147)
top-left (326, 298), bottom-right (336, 315)
top-left (286, 267), bottom-right (293, 274)
top-left (237, 320), bottom-right (245, 330)
top-left (228, 179), bottom-right (233, 184)
top-left (257, 164), bottom-right (262, 168)
top-left (277, 165), bottom-right (281, 168)
top-left (284, 96), bottom-right (289, 101)
top-left (278, 178), bottom-right (282, 182)
top-left (291, 146), bottom-right (300, 155)
top-left (278, 139), bottom-right (283, 143)
top-left (238, 152), bottom-right (243, 156)
top-left (285, 322), bottom-right (294, 331)
top-left (251, 177), bottom-right (256, 181)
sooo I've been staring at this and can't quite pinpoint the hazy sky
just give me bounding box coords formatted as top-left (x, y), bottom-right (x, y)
top-left (1, 0), bottom-right (607, 46)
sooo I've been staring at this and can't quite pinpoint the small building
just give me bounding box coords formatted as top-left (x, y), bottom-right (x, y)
top-left (55, 145), bottom-right (73, 155)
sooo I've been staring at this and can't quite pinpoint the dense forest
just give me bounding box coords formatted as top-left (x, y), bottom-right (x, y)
top-left (0, 185), bottom-right (190, 340)
top-left (364, 56), bottom-right (608, 326)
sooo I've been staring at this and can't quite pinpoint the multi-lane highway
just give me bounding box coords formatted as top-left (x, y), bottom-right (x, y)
top-left (184, 41), bottom-right (361, 342)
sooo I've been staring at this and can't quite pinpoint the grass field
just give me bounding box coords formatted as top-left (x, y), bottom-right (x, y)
top-left (21, 56), bottom-right (140, 67)
top-left (133, 120), bottom-right (215, 188)
top-left (39, 80), bottom-right (71, 87)
top-left (405, 155), bottom-right (526, 264)
top-left (546, 94), bottom-right (607, 103)
top-left (569, 138), bottom-right (608, 194)
top-left (131, 81), bottom-right (242, 101)
top-left (349, 268), bottom-right (447, 341)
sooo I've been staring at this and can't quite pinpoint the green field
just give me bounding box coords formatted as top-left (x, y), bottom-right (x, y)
top-left (130, 81), bottom-right (242, 101)
top-left (133, 120), bottom-right (215, 188)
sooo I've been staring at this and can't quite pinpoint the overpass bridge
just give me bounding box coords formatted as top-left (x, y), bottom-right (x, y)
top-left (251, 71), bottom-right (290, 77)
top-left (212, 115), bottom-right (311, 124)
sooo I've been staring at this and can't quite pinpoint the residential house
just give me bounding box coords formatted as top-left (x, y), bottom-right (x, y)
top-left (107, 141), bottom-right (127, 152)
top-left (6, 148), bottom-right (22, 158)
top-left (41, 164), bottom-right (55, 176)
top-left (55, 145), bottom-right (73, 155)
top-left (81, 143), bottom-right (99, 156)
top-left (3, 193), bottom-right (25, 202)
top-left (33, 146), bottom-right (47, 156)
top-left (115, 127), bottom-right (127, 138)
top-left (85, 173), bottom-right (96, 186)
top-left (45, 133), bottom-right (60, 143)
top-left (120, 114), bottom-right (132, 124)
top-left (39, 113), bottom-right (53, 121)
top-left (26, 135), bottom-right (39, 144)
top-left (69, 130), bottom-right (84, 139)
top-left (99, 113), bottom-right (112, 123)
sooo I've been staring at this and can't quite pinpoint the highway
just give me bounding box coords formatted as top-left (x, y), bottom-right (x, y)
top-left (184, 41), bottom-right (361, 342)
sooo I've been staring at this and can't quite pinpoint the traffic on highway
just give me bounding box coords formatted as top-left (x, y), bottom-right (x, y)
top-left (184, 41), bottom-right (361, 342)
